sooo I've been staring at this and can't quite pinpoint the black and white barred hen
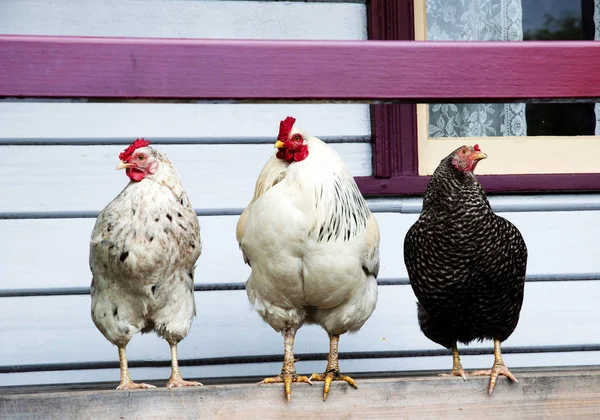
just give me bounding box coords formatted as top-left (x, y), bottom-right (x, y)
top-left (404, 144), bottom-right (527, 395)
top-left (90, 139), bottom-right (202, 390)
top-left (236, 117), bottom-right (380, 402)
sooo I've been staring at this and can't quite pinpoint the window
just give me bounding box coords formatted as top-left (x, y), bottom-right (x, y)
top-left (360, 0), bottom-right (600, 194)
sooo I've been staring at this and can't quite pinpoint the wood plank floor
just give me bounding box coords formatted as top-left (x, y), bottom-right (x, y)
top-left (2, 368), bottom-right (600, 419)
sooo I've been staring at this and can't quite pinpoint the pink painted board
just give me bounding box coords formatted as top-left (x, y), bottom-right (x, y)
top-left (1, 35), bottom-right (600, 100)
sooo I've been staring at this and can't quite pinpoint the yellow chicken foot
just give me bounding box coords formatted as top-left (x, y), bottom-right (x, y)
top-left (116, 346), bottom-right (156, 390)
top-left (310, 334), bottom-right (358, 401)
top-left (258, 327), bottom-right (312, 402)
top-left (258, 375), bottom-right (313, 403)
top-left (166, 343), bottom-right (203, 389)
top-left (470, 339), bottom-right (518, 395)
top-left (439, 343), bottom-right (467, 380)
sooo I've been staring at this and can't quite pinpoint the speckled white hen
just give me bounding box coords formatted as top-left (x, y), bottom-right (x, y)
top-left (90, 139), bottom-right (202, 390)
top-left (236, 117), bottom-right (380, 402)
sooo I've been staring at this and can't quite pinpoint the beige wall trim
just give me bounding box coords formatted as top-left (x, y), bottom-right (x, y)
top-left (423, 136), bottom-right (600, 175)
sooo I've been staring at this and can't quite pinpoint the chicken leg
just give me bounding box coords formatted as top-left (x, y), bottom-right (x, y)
top-left (439, 343), bottom-right (467, 380)
top-left (166, 342), bottom-right (203, 389)
top-left (470, 338), bottom-right (518, 395)
top-left (310, 334), bottom-right (358, 401)
top-left (258, 327), bottom-right (312, 402)
top-left (116, 346), bottom-right (156, 390)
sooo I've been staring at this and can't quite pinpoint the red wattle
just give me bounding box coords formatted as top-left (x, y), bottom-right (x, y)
top-left (293, 147), bottom-right (309, 162)
top-left (126, 168), bottom-right (147, 182)
top-left (276, 144), bottom-right (309, 164)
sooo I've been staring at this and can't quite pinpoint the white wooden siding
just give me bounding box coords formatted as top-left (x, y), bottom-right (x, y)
top-left (3, 210), bottom-right (600, 291)
top-left (0, 103), bottom-right (371, 144)
top-left (0, 0), bottom-right (367, 40)
top-left (0, 143), bottom-right (371, 214)
top-left (3, 281), bottom-right (600, 386)
top-left (1, 0), bottom-right (600, 388)
top-left (2, 205), bottom-right (600, 387)
top-left (6, 349), bottom-right (600, 388)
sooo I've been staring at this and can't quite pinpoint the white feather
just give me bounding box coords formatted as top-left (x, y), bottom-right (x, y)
top-left (90, 147), bottom-right (201, 347)
top-left (237, 130), bottom-right (380, 335)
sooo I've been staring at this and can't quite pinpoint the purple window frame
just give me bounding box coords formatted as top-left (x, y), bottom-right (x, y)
top-left (358, 0), bottom-right (600, 195)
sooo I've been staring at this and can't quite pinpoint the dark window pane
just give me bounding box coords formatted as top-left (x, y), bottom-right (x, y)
top-left (523, 0), bottom-right (595, 135)
top-left (522, 0), bottom-right (587, 40)
top-left (526, 103), bottom-right (596, 136)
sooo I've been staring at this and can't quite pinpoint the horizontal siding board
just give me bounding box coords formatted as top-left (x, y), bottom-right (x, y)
top-left (4, 274), bottom-right (600, 299)
top-left (4, 352), bottom-right (600, 387)
top-left (8, 345), bottom-right (600, 374)
top-left (0, 103), bottom-right (371, 145)
top-left (0, 0), bottom-right (366, 40)
top-left (1, 281), bottom-right (599, 386)
top-left (4, 194), bottom-right (600, 220)
top-left (2, 37), bottom-right (600, 101)
top-left (2, 211), bottom-right (600, 291)
top-left (0, 143), bottom-right (371, 213)
top-left (0, 213), bottom-right (406, 290)
top-left (367, 194), bottom-right (600, 214)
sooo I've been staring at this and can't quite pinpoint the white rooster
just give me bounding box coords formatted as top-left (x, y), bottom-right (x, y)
top-left (236, 117), bottom-right (380, 401)
top-left (90, 139), bottom-right (202, 390)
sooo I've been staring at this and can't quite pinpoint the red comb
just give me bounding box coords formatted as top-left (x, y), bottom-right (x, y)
top-left (473, 144), bottom-right (481, 151)
top-left (119, 138), bottom-right (150, 161)
top-left (278, 116), bottom-right (296, 141)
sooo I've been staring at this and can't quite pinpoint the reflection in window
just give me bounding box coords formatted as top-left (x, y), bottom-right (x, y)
top-left (426, 0), bottom-right (599, 137)
top-left (523, 0), bottom-right (588, 41)
top-left (523, 0), bottom-right (596, 136)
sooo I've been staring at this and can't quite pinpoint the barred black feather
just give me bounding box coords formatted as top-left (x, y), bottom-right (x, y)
top-left (404, 146), bottom-right (528, 349)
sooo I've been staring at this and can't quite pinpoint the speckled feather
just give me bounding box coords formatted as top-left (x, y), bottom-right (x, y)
top-left (90, 147), bottom-right (201, 347)
top-left (237, 129), bottom-right (380, 336)
top-left (404, 147), bottom-right (527, 349)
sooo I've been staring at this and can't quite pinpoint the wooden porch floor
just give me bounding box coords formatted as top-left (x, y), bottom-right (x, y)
top-left (2, 367), bottom-right (600, 419)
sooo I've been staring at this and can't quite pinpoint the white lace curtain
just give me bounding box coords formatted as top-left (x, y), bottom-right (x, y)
top-left (427, 0), bottom-right (527, 138)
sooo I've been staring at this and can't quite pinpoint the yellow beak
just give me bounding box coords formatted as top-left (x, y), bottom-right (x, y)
top-left (274, 140), bottom-right (285, 149)
top-left (472, 151), bottom-right (488, 161)
top-left (116, 161), bottom-right (135, 170)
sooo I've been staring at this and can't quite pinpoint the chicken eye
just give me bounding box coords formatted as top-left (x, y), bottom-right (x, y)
top-left (293, 134), bottom-right (302, 141)
top-left (461, 149), bottom-right (468, 155)
top-left (137, 154), bottom-right (145, 160)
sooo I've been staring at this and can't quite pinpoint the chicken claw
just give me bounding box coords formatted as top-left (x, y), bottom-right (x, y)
top-left (471, 363), bottom-right (518, 395)
top-left (258, 374), bottom-right (313, 402)
top-left (116, 381), bottom-right (156, 390)
top-left (166, 343), bottom-right (203, 389)
top-left (439, 368), bottom-right (467, 380)
top-left (470, 339), bottom-right (518, 395)
top-left (311, 334), bottom-right (358, 401)
top-left (166, 376), bottom-right (203, 389)
top-left (439, 343), bottom-right (467, 380)
top-left (259, 327), bottom-right (311, 402)
top-left (115, 346), bottom-right (156, 390)
top-left (309, 371), bottom-right (357, 401)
